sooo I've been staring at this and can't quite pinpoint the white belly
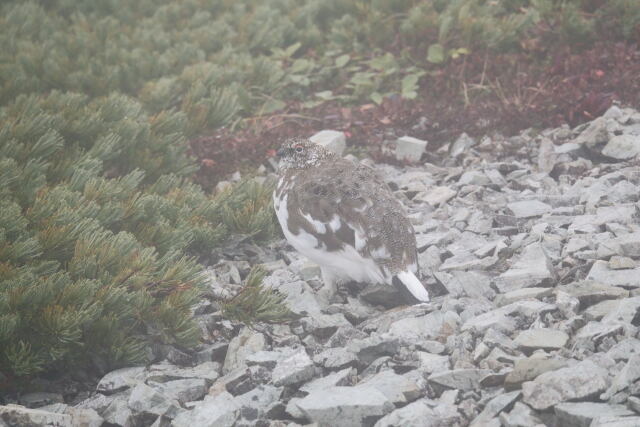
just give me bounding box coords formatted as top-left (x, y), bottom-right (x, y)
top-left (274, 191), bottom-right (386, 284)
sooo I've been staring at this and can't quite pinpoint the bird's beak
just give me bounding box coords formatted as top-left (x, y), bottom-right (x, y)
top-left (276, 147), bottom-right (287, 157)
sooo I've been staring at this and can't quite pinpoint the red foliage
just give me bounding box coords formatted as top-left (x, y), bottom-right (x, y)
top-left (189, 42), bottom-right (640, 191)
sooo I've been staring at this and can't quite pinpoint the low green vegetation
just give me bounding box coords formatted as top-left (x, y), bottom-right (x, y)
top-left (1, 0), bottom-right (638, 386)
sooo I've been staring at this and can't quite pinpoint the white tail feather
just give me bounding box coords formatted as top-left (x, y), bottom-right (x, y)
top-left (396, 271), bottom-right (430, 302)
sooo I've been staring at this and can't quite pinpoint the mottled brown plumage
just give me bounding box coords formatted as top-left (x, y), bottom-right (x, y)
top-left (273, 138), bottom-right (429, 303)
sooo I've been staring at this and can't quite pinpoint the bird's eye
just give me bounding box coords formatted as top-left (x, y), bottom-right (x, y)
top-left (295, 145), bottom-right (304, 153)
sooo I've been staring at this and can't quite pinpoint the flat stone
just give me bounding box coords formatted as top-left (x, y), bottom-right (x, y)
top-left (602, 134), bottom-right (640, 159)
top-left (522, 360), bottom-right (610, 410)
top-left (558, 280), bottom-right (629, 308)
top-left (271, 347), bottom-right (315, 386)
top-left (387, 311), bottom-right (448, 342)
top-left (602, 354), bottom-right (640, 400)
top-left (416, 352), bottom-right (450, 374)
top-left (600, 232), bottom-right (640, 258)
top-left (301, 368), bottom-right (355, 394)
top-left (470, 391), bottom-right (521, 427)
top-left (575, 116), bottom-right (609, 149)
top-left (374, 399), bottom-right (461, 427)
top-left (507, 200), bottom-right (552, 218)
top-left (146, 362), bottom-right (220, 383)
top-left (586, 261), bottom-right (640, 288)
top-left (609, 256), bottom-right (637, 270)
top-left (314, 347), bottom-right (357, 370)
top-left (0, 404), bottom-right (72, 427)
top-left (347, 334), bottom-right (399, 366)
top-left (295, 386), bottom-right (394, 427)
top-left (514, 328), bottom-right (569, 352)
top-left (428, 369), bottom-right (491, 392)
top-left (359, 370), bottom-right (421, 406)
top-left (590, 416), bottom-right (640, 426)
top-left (495, 287), bottom-right (553, 307)
top-left (607, 338), bottom-right (640, 362)
top-left (234, 385), bottom-right (283, 422)
top-left (461, 300), bottom-right (556, 334)
top-left (414, 186), bottom-right (457, 206)
top-left (601, 296), bottom-right (640, 324)
top-left (310, 130), bottom-right (347, 156)
top-left (223, 328), bottom-right (267, 374)
top-left (499, 401), bottom-right (544, 427)
top-left (96, 366), bottom-right (145, 394)
top-left (585, 299), bottom-right (622, 321)
top-left (127, 382), bottom-right (181, 418)
top-left (504, 357), bottom-right (568, 390)
top-left (574, 322), bottom-right (624, 351)
top-left (450, 132), bottom-right (477, 157)
top-left (101, 394), bottom-right (135, 427)
top-left (395, 135), bottom-right (428, 163)
top-left (18, 392), bottom-right (63, 408)
top-left (555, 402), bottom-right (635, 427)
top-left (494, 243), bottom-right (555, 293)
top-left (172, 391), bottom-right (239, 427)
top-left (150, 378), bottom-right (207, 403)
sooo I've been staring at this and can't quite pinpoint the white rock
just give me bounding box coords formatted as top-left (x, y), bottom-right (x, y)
top-left (522, 360), bottom-right (610, 410)
top-left (395, 136), bottom-right (428, 163)
top-left (359, 370), bottom-right (421, 406)
top-left (602, 134), bottom-right (640, 159)
top-left (310, 130), bottom-right (347, 156)
top-left (222, 328), bottom-right (267, 374)
top-left (0, 404), bottom-right (72, 427)
top-left (172, 391), bottom-right (239, 427)
top-left (514, 328), bottom-right (569, 352)
top-left (555, 402), bottom-right (635, 427)
top-left (414, 186), bottom-right (457, 206)
top-left (494, 243), bottom-right (555, 293)
top-left (295, 386), bottom-right (394, 427)
top-left (507, 200), bottom-right (552, 218)
top-left (271, 347), bottom-right (315, 386)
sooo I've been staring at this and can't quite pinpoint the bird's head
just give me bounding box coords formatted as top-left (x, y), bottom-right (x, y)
top-left (275, 138), bottom-right (334, 170)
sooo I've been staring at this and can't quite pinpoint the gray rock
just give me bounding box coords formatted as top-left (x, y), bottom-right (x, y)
top-left (514, 328), bottom-right (569, 352)
top-left (0, 404), bottom-right (72, 427)
top-left (470, 391), bottom-right (521, 427)
top-left (387, 311), bottom-right (448, 342)
top-left (575, 116), bottom-right (609, 149)
top-left (234, 385), bottom-right (283, 422)
top-left (150, 378), bottom-right (207, 403)
top-left (146, 362), bottom-right (220, 384)
top-left (359, 370), bottom-right (421, 406)
top-left (601, 296), bottom-right (640, 325)
top-left (588, 261), bottom-right (640, 288)
top-left (609, 256), bottom-right (637, 270)
top-left (495, 287), bottom-right (552, 307)
top-left (522, 360), bottom-right (610, 410)
top-left (395, 136), bottom-right (428, 163)
top-left (591, 416), bottom-right (640, 426)
top-left (602, 354), bottom-right (640, 400)
top-left (347, 334), bottom-right (399, 366)
top-left (607, 338), bottom-right (640, 362)
top-left (507, 200), bottom-right (552, 218)
top-left (223, 328), bottom-right (267, 374)
top-left (416, 352), bottom-right (450, 374)
top-left (600, 232), bottom-right (640, 258)
top-left (504, 357), bottom-right (567, 390)
top-left (450, 133), bottom-right (476, 157)
top-left (310, 130), bottom-right (347, 156)
top-left (295, 386), bottom-right (394, 427)
top-left (414, 186), bottom-right (457, 207)
top-left (494, 243), bottom-right (555, 292)
top-left (301, 368), bottom-right (355, 394)
top-left (558, 280), bottom-right (628, 308)
top-left (127, 382), bottom-right (180, 418)
top-left (574, 321), bottom-right (624, 351)
top-left (461, 300), bottom-right (556, 334)
top-left (96, 366), bottom-right (145, 394)
top-left (555, 402), bottom-right (635, 427)
top-left (101, 394), bottom-right (135, 427)
top-left (271, 347), bottom-right (315, 386)
top-left (602, 134), bottom-right (640, 160)
top-left (499, 402), bottom-right (544, 427)
top-left (313, 347), bottom-right (357, 370)
top-left (172, 392), bottom-right (240, 427)
top-left (585, 299), bottom-right (622, 321)
top-left (18, 392), bottom-right (63, 409)
top-left (428, 368), bottom-right (491, 392)
top-left (374, 399), bottom-right (461, 427)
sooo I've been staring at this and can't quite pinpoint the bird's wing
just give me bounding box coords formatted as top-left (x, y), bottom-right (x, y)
top-left (287, 161), bottom-right (417, 275)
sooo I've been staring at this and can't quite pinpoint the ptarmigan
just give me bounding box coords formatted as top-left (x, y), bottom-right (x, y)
top-left (273, 138), bottom-right (430, 304)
